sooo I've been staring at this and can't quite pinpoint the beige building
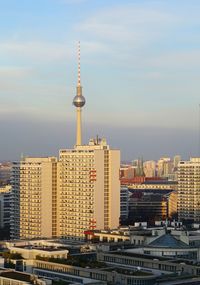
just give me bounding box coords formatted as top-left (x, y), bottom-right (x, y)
top-left (11, 148), bottom-right (120, 240)
top-left (143, 160), bottom-right (156, 177)
top-left (157, 157), bottom-right (171, 177)
top-left (0, 270), bottom-right (49, 285)
top-left (120, 165), bottom-right (135, 179)
top-left (11, 157), bottom-right (57, 239)
top-left (6, 240), bottom-right (68, 260)
top-left (58, 138), bottom-right (120, 240)
top-left (178, 158), bottom-right (200, 222)
top-left (168, 191), bottom-right (178, 219)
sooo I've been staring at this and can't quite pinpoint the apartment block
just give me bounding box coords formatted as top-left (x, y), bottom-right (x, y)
top-left (10, 157), bottom-right (57, 239)
top-left (57, 138), bottom-right (120, 239)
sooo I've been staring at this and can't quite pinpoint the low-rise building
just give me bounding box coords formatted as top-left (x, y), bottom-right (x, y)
top-left (129, 193), bottom-right (168, 223)
top-left (33, 259), bottom-right (156, 285)
top-left (6, 240), bottom-right (69, 260)
top-left (0, 269), bottom-right (49, 285)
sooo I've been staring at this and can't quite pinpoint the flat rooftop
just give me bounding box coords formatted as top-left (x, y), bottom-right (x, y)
top-left (109, 251), bottom-right (174, 261)
top-left (1, 271), bottom-right (32, 283)
top-left (103, 267), bottom-right (153, 276)
top-left (15, 245), bottom-right (67, 252)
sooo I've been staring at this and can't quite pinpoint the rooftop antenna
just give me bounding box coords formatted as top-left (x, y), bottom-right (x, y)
top-left (78, 41), bottom-right (81, 86)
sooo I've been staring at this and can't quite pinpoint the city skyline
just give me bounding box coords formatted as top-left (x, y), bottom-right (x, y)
top-left (0, 0), bottom-right (200, 160)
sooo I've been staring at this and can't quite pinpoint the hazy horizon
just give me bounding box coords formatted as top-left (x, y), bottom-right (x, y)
top-left (0, 111), bottom-right (198, 162)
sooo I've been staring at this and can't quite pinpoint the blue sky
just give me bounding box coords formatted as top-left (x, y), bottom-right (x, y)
top-left (0, 0), bottom-right (200, 161)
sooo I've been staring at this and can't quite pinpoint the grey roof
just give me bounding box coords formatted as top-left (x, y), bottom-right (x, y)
top-left (148, 234), bottom-right (189, 248)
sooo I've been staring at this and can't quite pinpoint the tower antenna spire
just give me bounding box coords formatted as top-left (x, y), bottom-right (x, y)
top-left (78, 41), bottom-right (81, 86)
top-left (73, 41), bottom-right (86, 146)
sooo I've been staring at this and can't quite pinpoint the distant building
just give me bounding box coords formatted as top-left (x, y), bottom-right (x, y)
top-left (173, 155), bottom-right (181, 170)
top-left (122, 180), bottom-right (177, 223)
top-left (132, 158), bottom-right (144, 177)
top-left (120, 186), bottom-right (129, 224)
top-left (143, 160), bottom-right (156, 177)
top-left (157, 157), bottom-right (173, 178)
top-left (0, 185), bottom-right (11, 229)
top-left (167, 191), bottom-right (178, 219)
top-left (129, 193), bottom-right (167, 224)
top-left (120, 176), bottom-right (145, 185)
top-left (0, 162), bottom-right (12, 186)
top-left (120, 165), bottom-right (135, 179)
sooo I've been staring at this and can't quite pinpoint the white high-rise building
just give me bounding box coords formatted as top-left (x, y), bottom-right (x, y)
top-left (11, 157), bottom-right (57, 239)
top-left (178, 158), bottom-right (200, 222)
top-left (58, 138), bottom-right (120, 239)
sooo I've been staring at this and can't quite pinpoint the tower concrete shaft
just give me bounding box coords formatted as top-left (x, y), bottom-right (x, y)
top-left (76, 107), bottom-right (82, 146)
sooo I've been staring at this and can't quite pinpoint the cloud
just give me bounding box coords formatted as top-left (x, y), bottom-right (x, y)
top-left (0, 66), bottom-right (33, 78)
top-left (74, 2), bottom-right (200, 74)
top-left (59, 0), bottom-right (88, 4)
top-left (0, 41), bottom-right (73, 63)
top-left (0, 66), bottom-right (70, 123)
top-left (77, 4), bottom-right (177, 45)
top-left (147, 50), bottom-right (200, 70)
top-left (54, 0), bottom-right (88, 5)
top-left (0, 68), bottom-right (66, 97)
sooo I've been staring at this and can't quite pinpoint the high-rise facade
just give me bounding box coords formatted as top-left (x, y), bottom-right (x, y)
top-left (178, 158), bottom-right (200, 222)
top-left (58, 139), bottom-right (120, 239)
top-left (11, 157), bottom-right (57, 239)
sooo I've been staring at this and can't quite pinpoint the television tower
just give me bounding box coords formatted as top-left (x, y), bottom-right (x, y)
top-left (73, 42), bottom-right (86, 145)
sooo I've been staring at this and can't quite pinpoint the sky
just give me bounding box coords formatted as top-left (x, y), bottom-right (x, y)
top-left (0, 0), bottom-right (200, 161)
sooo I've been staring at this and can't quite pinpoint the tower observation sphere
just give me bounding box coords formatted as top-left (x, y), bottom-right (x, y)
top-left (73, 94), bottom-right (85, 108)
